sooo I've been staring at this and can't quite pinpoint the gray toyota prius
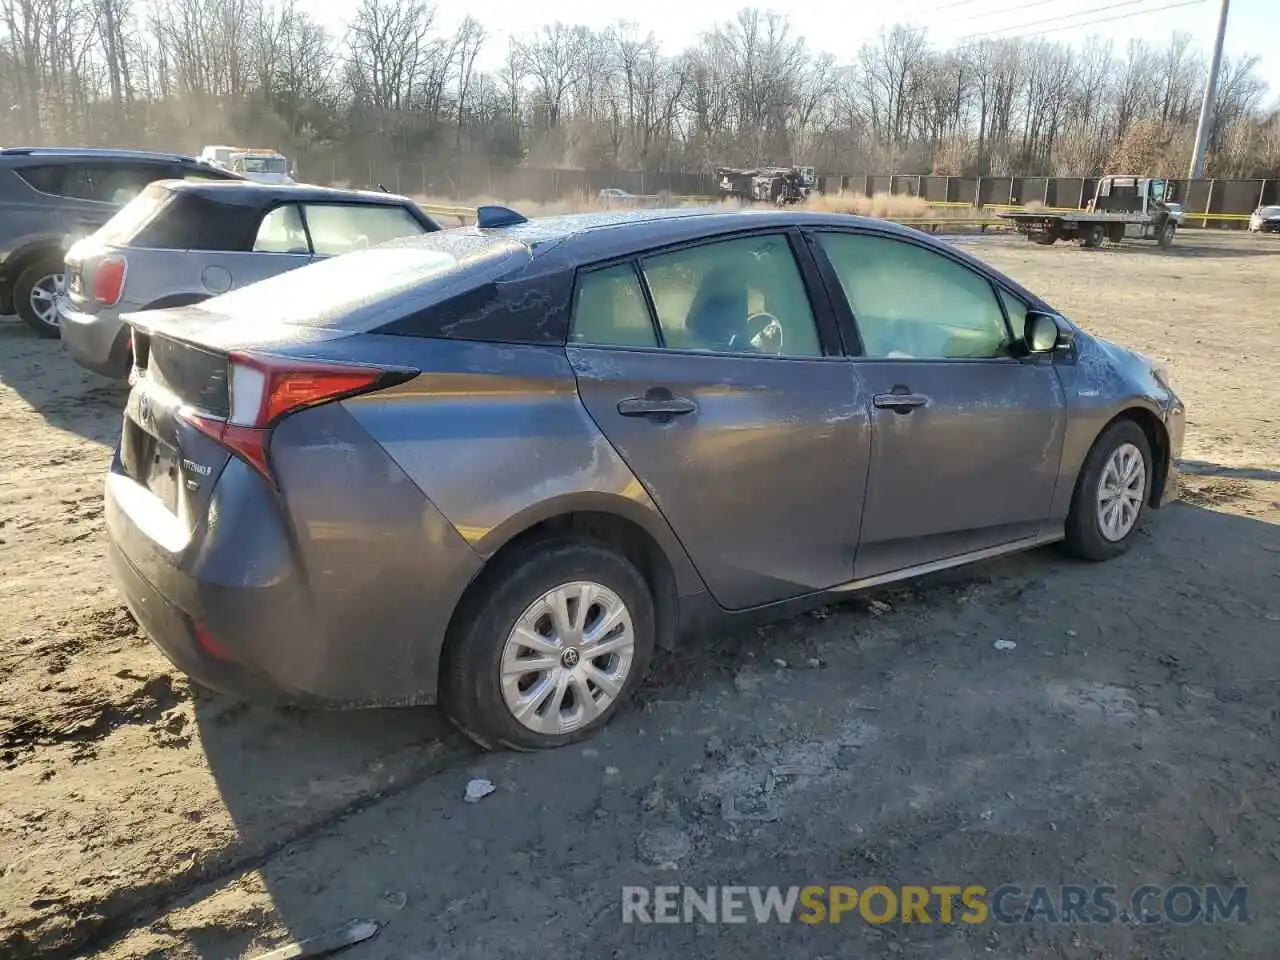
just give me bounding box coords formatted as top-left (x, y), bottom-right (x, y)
top-left (106, 206), bottom-right (1185, 750)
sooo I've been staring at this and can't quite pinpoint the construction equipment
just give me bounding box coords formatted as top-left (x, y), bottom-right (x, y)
top-left (999, 176), bottom-right (1179, 249)
top-left (715, 165), bottom-right (816, 206)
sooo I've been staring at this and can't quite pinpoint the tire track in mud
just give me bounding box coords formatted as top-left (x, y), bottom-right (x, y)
top-left (0, 607), bottom-right (158, 766)
top-left (5, 737), bottom-right (479, 960)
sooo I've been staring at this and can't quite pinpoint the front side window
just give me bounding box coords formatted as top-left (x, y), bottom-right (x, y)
top-left (815, 233), bottom-right (1011, 360)
top-left (302, 204), bottom-right (428, 257)
top-left (254, 203), bottom-right (310, 254)
top-left (570, 264), bottom-right (658, 348)
top-left (638, 234), bottom-right (822, 357)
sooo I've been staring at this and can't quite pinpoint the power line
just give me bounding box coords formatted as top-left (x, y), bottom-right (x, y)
top-left (957, 0), bottom-right (1068, 22)
top-left (964, 0), bottom-right (1208, 43)
top-left (962, 0), bottom-right (1191, 41)
top-left (915, 0), bottom-right (995, 14)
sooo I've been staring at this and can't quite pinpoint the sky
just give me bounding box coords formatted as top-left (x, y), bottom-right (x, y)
top-left (301, 0), bottom-right (1277, 103)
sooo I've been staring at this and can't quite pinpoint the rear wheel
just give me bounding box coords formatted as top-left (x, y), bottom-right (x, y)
top-left (1078, 224), bottom-right (1105, 248)
top-left (1062, 419), bottom-right (1152, 561)
top-left (441, 539), bottom-right (655, 751)
top-left (14, 256), bottom-right (65, 337)
top-left (1031, 233), bottom-right (1057, 246)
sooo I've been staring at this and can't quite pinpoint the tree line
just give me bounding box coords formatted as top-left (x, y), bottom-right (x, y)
top-left (2, 0), bottom-right (1277, 182)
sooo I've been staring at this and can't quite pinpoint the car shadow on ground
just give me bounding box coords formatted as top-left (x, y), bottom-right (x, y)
top-left (137, 495), bottom-right (1280, 959)
top-left (0, 320), bottom-right (127, 445)
top-left (1179, 459), bottom-right (1280, 482)
top-left (1092, 236), bottom-right (1280, 259)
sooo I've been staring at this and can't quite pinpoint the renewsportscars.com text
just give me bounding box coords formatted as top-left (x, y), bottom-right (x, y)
top-left (621, 884), bottom-right (1248, 925)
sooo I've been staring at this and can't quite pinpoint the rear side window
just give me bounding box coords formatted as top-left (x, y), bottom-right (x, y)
top-left (640, 234), bottom-right (822, 357)
top-left (14, 165), bottom-right (66, 195)
top-left (302, 203), bottom-right (429, 256)
top-left (254, 204), bottom-right (309, 253)
top-left (570, 265), bottom-right (658, 348)
top-left (15, 161), bottom-right (172, 203)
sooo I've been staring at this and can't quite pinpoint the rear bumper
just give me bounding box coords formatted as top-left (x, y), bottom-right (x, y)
top-left (59, 298), bottom-right (130, 378)
top-left (109, 537), bottom-right (296, 704)
top-left (105, 408), bottom-right (484, 707)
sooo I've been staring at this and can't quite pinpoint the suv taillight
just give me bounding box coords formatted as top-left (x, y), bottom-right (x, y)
top-left (182, 352), bottom-right (416, 484)
top-left (93, 256), bottom-right (127, 305)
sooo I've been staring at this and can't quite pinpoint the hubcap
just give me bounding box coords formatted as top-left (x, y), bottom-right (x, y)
top-left (1096, 442), bottom-right (1147, 542)
top-left (500, 581), bottom-right (635, 736)
top-left (29, 273), bottom-right (63, 328)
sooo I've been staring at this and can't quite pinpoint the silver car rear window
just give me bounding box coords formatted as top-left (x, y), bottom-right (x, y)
top-left (94, 183), bottom-right (175, 245)
top-left (195, 233), bottom-right (534, 330)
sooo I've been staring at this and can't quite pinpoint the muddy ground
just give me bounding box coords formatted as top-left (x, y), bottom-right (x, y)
top-left (1, 230), bottom-right (1278, 960)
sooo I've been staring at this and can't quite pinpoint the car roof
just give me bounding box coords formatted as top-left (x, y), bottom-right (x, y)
top-left (0, 146), bottom-right (211, 164)
top-left (158, 179), bottom-right (415, 207)
top-left (475, 206), bottom-right (958, 261)
top-left (401, 205), bottom-right (1049, 310)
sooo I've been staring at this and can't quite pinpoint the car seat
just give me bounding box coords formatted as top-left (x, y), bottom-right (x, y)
top-left (685, 264), bottom-right (748, 351)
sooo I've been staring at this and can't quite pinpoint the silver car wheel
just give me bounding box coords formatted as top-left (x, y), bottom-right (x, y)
top-left (1096, 442), bottom-right (1146, 542)
top-left (500, 580), bottom-right (635, 736)
top-left (29, 273), bottom-right (63, 329)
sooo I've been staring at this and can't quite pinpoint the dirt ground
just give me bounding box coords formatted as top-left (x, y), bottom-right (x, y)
top-left (1, 230), bottom-right (1278, 960)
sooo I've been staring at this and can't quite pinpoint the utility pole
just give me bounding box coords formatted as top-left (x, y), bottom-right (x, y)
top-left (1187, 0), bottom-right (1230, 179)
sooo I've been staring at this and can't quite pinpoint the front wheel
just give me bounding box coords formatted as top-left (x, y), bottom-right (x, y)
top-left (441, 539), bottom-right (656, 751)
top-left (1157, 220), bottom-right (1176, 248)
top-left (1061, 419), bottom-right (1152, 561)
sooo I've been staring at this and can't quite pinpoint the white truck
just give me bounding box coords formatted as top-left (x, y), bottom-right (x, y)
top-left (227, 149), bottom-right (296, 185)
top-left (199, 145), bottom-right (242, 171)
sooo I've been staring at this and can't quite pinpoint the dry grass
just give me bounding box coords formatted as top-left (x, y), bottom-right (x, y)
top-left (412, 189), bottom-right (983, 224)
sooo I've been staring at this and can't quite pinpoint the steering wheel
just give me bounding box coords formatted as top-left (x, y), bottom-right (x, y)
top-left (351, 234), bottom-right (370, 251)
top-left (731, 312), bottom-right (785, 355)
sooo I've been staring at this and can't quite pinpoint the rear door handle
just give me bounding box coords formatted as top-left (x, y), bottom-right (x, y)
top-left (617, 396), bottom-right (697, 418)
top-left (873, 392), bottom-right (930, 412)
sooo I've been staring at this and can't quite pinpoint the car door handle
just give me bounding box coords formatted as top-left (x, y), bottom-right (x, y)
top-left (873, 392), bottom-right (930, 412)
top-left (617, 396), bottom-right (697, 418)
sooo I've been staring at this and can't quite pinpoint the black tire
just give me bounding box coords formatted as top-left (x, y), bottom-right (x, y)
top-left (14, 256), bottom-right (65, 337)
top-left (1157, 219), bottom-right (1176, 248)
top-left (1031, 234), bottom-right (1057, 246)
top-left (1061, 419), bottom-right (1153, 562)
top-left (441, 538), bottom-right (656, 751)
top-left (1078, 224), bottom-right (1104, 248)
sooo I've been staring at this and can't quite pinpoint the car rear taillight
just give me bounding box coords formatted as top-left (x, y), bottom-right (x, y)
top-left (182, 351), bottom-right (415, 485)
top-left (92, 256), bottom-right (128, 306)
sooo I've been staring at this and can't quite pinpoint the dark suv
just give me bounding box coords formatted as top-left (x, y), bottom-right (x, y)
top-left (0, 147), bottom-right (242, 336)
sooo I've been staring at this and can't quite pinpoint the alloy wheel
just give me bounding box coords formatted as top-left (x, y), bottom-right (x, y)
top-left (29, 273), bottom-right (63, 329)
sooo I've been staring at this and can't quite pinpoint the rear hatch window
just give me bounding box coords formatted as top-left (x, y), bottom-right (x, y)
top-left (94, 182), bottom-right (175, 246)
top-left (191, 232), bottom-right (536, 331)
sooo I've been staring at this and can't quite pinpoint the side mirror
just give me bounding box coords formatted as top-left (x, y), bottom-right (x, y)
top-left (1024, 310), bottom-right (1064, 354)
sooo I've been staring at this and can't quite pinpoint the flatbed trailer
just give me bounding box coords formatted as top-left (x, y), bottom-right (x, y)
top-left (998, 176), bottom-right (1178, 249)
